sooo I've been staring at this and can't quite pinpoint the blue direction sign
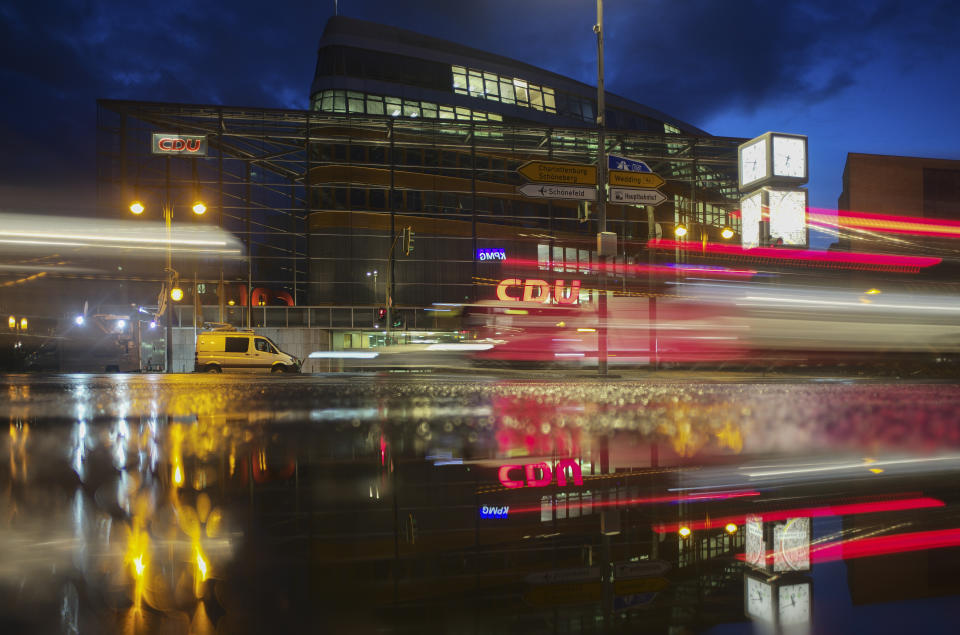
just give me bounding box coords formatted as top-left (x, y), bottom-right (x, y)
top-left (608, 154), bottom-right (651, 173)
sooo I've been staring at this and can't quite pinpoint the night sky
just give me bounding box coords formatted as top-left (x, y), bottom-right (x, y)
top-left (4, 0), bottom-right (960, 239)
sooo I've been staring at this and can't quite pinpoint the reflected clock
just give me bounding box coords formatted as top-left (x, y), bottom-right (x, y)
top-left (745, 573), bottom-right (813, 630)
top-left (778, 581), bottom-right (812, 626)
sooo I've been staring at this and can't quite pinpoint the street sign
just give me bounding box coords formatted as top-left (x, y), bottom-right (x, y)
top-left (609, 171), bottom-right (665, 189)
top-left (610, 188), bottom-right (667, 206)
top-left (518, 161), bottom-right (596, 185)
top-left (518, 183), bottom-right (596, 201)
top-left (608, 154), bottom-right (652, 173)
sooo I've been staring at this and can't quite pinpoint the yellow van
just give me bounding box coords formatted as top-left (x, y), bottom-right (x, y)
top-left (194, 327), bottom-right (300, 373)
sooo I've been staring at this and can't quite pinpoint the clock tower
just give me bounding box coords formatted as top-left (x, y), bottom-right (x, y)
top-left (738, 132), bottom-right (809, 248)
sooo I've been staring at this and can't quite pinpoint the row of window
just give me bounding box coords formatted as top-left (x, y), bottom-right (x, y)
top-left (313, 89), bottom-right (503, 123)
top-left (452, 65), bottom-right (558, 113)
top-left (452, 64), bottom-right (600, 125)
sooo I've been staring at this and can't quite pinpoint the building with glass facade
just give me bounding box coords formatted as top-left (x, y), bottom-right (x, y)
top-left (96, 17), bottom-right (745, 352)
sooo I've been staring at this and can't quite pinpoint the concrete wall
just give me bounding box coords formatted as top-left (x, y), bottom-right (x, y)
top-left (172, 327), bottom-right (331, 373)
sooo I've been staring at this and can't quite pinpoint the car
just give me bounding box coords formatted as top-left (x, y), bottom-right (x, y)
top-left (194, 326), bottom-right (300, 373)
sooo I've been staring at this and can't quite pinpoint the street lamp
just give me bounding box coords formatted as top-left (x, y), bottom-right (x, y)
top-left (130, 199), bottom-right (203, 372)
top-left (721, 227), bottom-right (734, 240)
top-left (366, 269), bottom-right (379, 299)
top-left (674, 224), bottom-right (688, 237)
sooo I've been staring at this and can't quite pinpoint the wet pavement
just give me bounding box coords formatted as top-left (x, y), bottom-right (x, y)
top-left (2, 372), bottom-right (960, 634)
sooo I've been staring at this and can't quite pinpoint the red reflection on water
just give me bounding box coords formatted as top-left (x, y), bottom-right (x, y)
top-left (655, 496), bottom-right (944, 534)
top-left (504, 489), bottom-right (761, 515)
top-left (811, 527), bottom-right (960, 562)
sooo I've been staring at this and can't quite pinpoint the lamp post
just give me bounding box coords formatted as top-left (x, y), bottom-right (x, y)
top-left (366, 270), bottom-right (379, 300)
top-left (130, 198), bottom-right (205, 372)
top-left (595, 0), bottom-right (610, 377)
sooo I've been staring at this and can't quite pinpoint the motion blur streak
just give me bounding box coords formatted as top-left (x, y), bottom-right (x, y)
top-left (646, 239), bottom-right (942, 271)
top-left (742, 455), bottom-right (960, 478)
top-left (500, 257), bottom-right (757, 278)
top-left (0, 212), bottom-right (244, 257)
top-left (654, 496), bottom-right (944, 534)
top-left (809, 207), bottom-right (960, 238)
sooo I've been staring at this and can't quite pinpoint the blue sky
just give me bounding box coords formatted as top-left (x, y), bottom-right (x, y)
top-left (2, 0), bottom-right (959, 226)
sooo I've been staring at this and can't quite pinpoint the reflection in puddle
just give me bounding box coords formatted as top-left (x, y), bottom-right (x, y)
top-left (0, 376), bottom-right (959, 632)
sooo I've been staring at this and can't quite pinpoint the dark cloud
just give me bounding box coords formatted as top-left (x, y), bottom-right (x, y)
top-left (2, 0), bottom-right (960, 213)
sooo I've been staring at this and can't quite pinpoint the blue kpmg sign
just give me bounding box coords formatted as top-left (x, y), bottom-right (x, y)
top-left (608, 154), bottom-right (652, 173)
top-left (480, 505), bottom-right (510, 519)
top-left (476, 248), bottom-right (507, 261)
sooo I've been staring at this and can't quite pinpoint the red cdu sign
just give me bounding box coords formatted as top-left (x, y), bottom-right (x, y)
top-left (495, 278), bottom-right (580, 304)
top-left (498, 459), bottom-right (583, 489)
top-left (151, 133), bottom-right (208, 156)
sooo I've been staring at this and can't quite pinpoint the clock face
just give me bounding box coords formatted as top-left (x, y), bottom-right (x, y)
top-left (746, 576), bottom-right (773, 622)
top-left (740, 192), bottom-right (763, 249)
top-left (740, 139), bottom-right (767, 189)
top-left (778, 582), bottom-right (811, 625)
top-left (768, 190), bottom-right (808, 248)
top-left (772, 135), bottom-right (806, 179)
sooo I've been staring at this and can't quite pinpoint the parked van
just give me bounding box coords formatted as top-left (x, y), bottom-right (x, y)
top-left (195, 326), bottom-right (300, 373)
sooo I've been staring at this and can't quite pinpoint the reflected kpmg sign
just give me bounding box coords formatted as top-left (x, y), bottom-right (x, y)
top-left (476, 248), bottom-right (506, 261)
top-left (496, 278), bottom-right (580, 304)
top-left (498, 459), bottom-right (583, 489)
top-left (151, 133), bottom-right (208, 156)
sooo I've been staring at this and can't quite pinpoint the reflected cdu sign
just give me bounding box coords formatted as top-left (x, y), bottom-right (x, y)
top-left (152, 133), bottom-right (208, 156)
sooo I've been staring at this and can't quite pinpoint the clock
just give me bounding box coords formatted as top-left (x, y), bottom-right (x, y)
top-left (767, 189), bottom-right (808, 248)
top-left (738, 137), bottom-right (768, 190)
top-left (773, 135), bottom-right (807, 179)
top-left (738, 132), bottom-right (808, 191)
top-left (778, 582), bottom-right (812, 626)
top-left (740, 192), bottom-right (763, 249)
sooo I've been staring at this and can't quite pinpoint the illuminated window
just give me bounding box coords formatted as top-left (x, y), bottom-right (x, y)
top-left (450, 65), bottom-right (558, 115)
top-left (366, 95), bottom-right (384, 116)
top-left (311, 89), bottom-right (512, 130)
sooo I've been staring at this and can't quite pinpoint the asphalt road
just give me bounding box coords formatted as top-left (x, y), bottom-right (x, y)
top-left (1, 373), bottom-right (960, 634)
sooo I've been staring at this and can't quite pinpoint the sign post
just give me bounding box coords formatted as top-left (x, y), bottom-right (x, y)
top-left (609, 188), bottom-right (667, 206)
top-left (517, 161), bottom-right (596, 185)
top-left (518, 183), bottom-right (597, 201)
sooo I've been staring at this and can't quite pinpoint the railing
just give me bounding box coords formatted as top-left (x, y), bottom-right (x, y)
top-left (171, 304), bottom-right (459, 331)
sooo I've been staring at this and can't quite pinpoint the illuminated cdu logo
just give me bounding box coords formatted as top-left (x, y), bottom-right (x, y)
top-left (498, 459), bottom-right (583, 489)
top-left (495, 278), bottom-right (580, 304)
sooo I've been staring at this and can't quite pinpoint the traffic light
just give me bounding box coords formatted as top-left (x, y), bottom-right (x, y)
top-left (376, 308), bottom-right (387, 326)
top-left (403, 226), bottom-right (415, 255)
top-left (391, 314), bottom-right (405, 329)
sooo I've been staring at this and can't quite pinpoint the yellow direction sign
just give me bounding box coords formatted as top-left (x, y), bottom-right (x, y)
top-left (518, 161), bottom-right (597, 186)
top-left (609, 170), bottom-right (665, 189)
